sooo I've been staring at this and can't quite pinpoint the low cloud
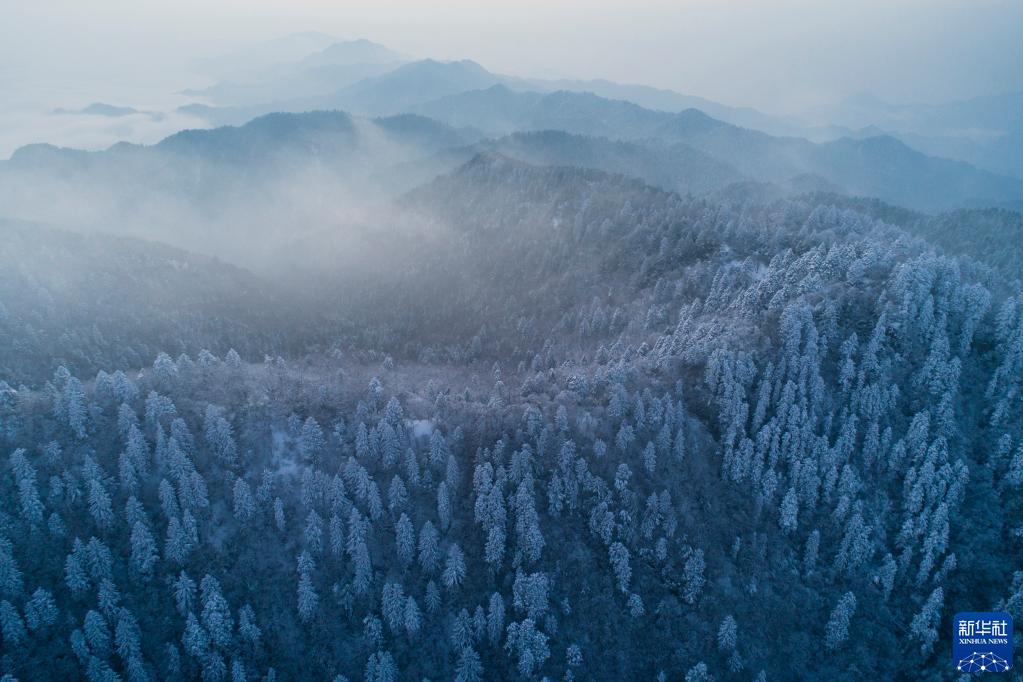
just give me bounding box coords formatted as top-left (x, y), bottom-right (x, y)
top-left (0, 105), bottom-right (210, 160)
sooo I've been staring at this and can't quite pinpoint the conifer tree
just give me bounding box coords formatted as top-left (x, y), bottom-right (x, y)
top-left (825, 592), bottom-right (857, 649)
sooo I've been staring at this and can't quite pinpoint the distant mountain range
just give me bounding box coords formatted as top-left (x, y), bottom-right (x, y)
top-left (181, 59), bottom-right (527, 125)
top-left (810, 90), bottom-right (1023, 179)
top-left (181, 56), bottom-right (797, 131)
top-left (401, 130), bottom-right (746, 199)
top-left (0, 111), bottom-right (486, 272)
top-left (5, 110), bottom-right (478, 191)
top-left (190, 31), bottom-right (339, 78)
top-left (409, 85), bottom-right (1023, 211)
top-left (527, 78), bottom-right (802, 137)
top-left (32, 35), bottom-right (1018, 189)
top-left (183, 42), bottom-right (1003, 166)
top-left (183, 39), bottom-right (408, 107)
top-left (7, 45), bottom-right (1023, 276)
top-left (6, 99), bottom-right (1023, 258)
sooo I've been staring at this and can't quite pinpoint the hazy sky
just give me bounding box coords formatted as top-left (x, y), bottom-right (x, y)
top-left (1, 0), bottom-right (1021, 154)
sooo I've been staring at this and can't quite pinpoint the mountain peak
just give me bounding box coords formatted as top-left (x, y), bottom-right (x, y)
top-left (673, 107), bottom-right (729, 130)
top-left (156, 110), bottom-right (357, 155)
top-left (52, 102), bottom-right (139, 117)
top-left (300, 39), bottom-right (405, 67)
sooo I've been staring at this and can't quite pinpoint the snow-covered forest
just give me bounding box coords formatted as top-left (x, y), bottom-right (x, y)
top-left (3, 153), bottom-right (1023, 680)
top-left (2, 15), bottom-right (1023, 682)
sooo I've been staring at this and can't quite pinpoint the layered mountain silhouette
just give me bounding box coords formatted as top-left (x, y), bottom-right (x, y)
top-left (411, 86), bottom-right (1023, 210)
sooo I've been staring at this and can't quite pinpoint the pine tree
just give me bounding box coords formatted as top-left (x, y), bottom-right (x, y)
top-left (403, 596), bottom-right (421, 637)
top-left (910, 587), bottom-right (943, 654)
top-left (153, 352), bottom-right (179, 387)
top-left (87, 476), bottom-right (115, 530)
top-left (615, 423), bottom-right (635, 453)
top-left (395, 514), bottom-right (415, 566)
top-left (437, 481), bottom-right (452, 530)
top-left (402, 448), bottom-right (420, 488)
top-left (878, 554), bottom-right (897, 602)
top-left (487, 593), bottom-right (505, 644)
top-left (555, 404), bottom-right (569, 432)
top-left (388, 476), bottom-right (409, 514)
top-left (609, 542), bottom-right (631, 593)
top-left (304, 510), bottom-right (324, 555)
top-left (297, 569), bottom-right (318, 623)
top-left (513, 571), bottom-right (550, 620)
top-left (484, 524), bottom-right (506, 569)
top-left (86, 538), bottom-right (115, 584)
top-left (643, 441), bottom-right (657, 474)
top-left (418, 521), bottom-right (440, 573)
top-left (505, 618), bottom-right (550, 677)
top-left (682, 549), bottom-right (705, 604)
top-left (114, 609), bottom-right (143, 672)
top-left (225, 348), bottom-right (243, 371)
top-left (566, 643), bottom-right (583, 669)
top-left (514, 475), bottom-right (544, 564)
top-left (381, 582), bottom-right (405, 633)
top-left (64, 376), bottom-right (88, 439)
top-left (455, 647), bottom-right (483, 682)
top-left (1008, 445), bottom-right (1023, 486)
top-left (11, 449), bottom-right (44, 526)
top-left (627, 592), bottom-right (644, 617)
top-left (130, 521), bottom-right (158, 577)
top-left (84, 609), bottom-right (112, 658)
top-left (425, 580), bottom-right (441, 613)
top-left (366, 479), bottom-right (385, 521)
top-left (97, 578), bottom-right (121, 619)
top-left (803, 529), bottom-right (820, 575)
top-left (364, 650), bottom-right (397, 682)
top-left (233, 478), bottom-right (256, 523)
top-left (825, 592), bottom-right (857, 649)
top-left (299, 417), bottom-right (325, 462)
top-left (204, 405), bottom-right (238, 466)
top-left (183, 611), bottom-right (211, 660)
top-left (24, 587), bottom-right (58, 631)
top-left (274, 497), bottom-right (286, 532)
top-left (238, 604), bottom-right (262, 651)
top-left (86, 655), bottom-right (120, 682)
top-left (452, 609), bottom-right (474, 654)
top-left (0, 600), bottom-right (26, 646)
top-left (684, 662), bottom-right (710, 682)
top-left (717, 614), bottom-right (737, 650)
top-left (202, 652), bottom-right (227, 682)
top-left (728, 649), bottom-right (744, 673)
top-left (443, 543), bottom-right (467, 590)
top-left (201, 574), bottom-right (234, 649)
top-left (165, 516), bottom-right (192, 564)
top-left (353, 540), bottom-right (373, 596)
top-left (779, 486), bottom-right (798, 533)
top-left (164, 643), bottom-right (183, 680)
top-left (159, 478), bottom-right (180, 520)
top-left (174, 571), bottom-right (197, 615)
top-left (64, 547), bottom-right (88, 601)
top-left (0, 536), bottom-right (23, 599)
top-left (119, 451), bottom-right (139, 495)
